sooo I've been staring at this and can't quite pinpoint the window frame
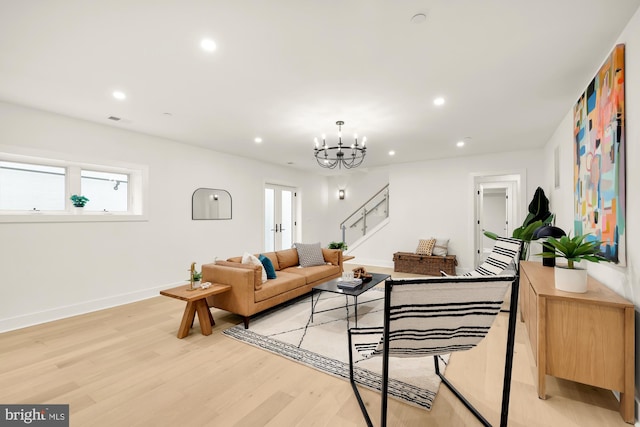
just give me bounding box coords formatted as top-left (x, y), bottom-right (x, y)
top-left (0, 148), bottom-right (148, 223)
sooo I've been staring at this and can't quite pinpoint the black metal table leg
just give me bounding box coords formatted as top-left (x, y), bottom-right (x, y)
top-left (310, 289), bottom-right (315, 323)
top-left (354, 295), bottom-right (358, 327)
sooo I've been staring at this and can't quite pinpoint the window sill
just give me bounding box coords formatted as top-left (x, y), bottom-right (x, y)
top-left (0, 212), bottom-right (148, 223)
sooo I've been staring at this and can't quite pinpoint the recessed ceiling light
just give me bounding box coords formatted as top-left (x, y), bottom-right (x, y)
top-left (254, 137), bottom-right (263, 143)
top-left (456, 141), bottom-right (465, 147)
top-left (200, 38), bottom-right (217, 52)
top-left (411, 13), bottom-right (427, 24)
top-left (112, 91), bottom-right (126, 100)
top-left (389, 150), bottom-right (396, 156)
top-left (433, 97), bottom-right (445, 106)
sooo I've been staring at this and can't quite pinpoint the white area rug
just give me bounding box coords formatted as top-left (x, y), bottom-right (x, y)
top-left (222, 288), bottom-right (448, 410)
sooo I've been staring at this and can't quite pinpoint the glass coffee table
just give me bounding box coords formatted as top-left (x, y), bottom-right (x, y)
top-left (310, 272), bottom-right (390, 327)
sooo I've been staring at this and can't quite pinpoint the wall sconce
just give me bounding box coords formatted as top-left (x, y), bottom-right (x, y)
top-left (338, 189), bottom-right (345, 200)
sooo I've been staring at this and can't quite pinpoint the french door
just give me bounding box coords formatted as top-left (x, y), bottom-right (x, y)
top-left (264, 184), bottom-right (296, 252)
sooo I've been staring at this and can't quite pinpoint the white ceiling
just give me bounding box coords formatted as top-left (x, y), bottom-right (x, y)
top-left (1, 1), bottom-right (639, 173)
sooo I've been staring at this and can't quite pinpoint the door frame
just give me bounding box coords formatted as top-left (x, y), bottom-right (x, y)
top-left (472, 172), bottom-right (525, 267)
top-left (263, 183), bottom-right (298, 252)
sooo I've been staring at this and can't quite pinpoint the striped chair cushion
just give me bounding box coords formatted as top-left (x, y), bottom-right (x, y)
top-left (464, 236), bottom-right (521, 277)
top-left (351, 276), bottom-right (513, 359)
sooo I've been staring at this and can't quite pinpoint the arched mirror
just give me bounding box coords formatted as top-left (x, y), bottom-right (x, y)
top-left (192, 188), bottom-right (232, 220)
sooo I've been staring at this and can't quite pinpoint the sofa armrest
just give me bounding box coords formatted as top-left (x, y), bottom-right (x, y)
top-left (201, 263), bottom-right (258, 316)
top-left (202, 262), bottom-right (262, 290)
top-left (322, 248), bottom-right (343, 269)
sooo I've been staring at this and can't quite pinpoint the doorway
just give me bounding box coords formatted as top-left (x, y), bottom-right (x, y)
top-left (473, 175), bottom-right (521, 267)
top-left (264, 184), bottom-right (297, 252)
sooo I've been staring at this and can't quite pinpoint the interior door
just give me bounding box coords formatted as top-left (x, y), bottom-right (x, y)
top-left (264, 184), bottom-right (296, 252)
top-left (474, 176), bottom-right (519, 266)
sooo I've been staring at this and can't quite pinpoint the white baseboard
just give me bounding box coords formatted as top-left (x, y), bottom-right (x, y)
top-left (0, 282), bottom-right (183, 333)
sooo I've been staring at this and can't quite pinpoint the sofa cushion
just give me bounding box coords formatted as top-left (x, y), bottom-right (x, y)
top-left (276, 248), bottom-right (299, 269)
top-left (254, 271), bottom-right (306, 302)
top-left (282, 264), bottom-right (341, 284)
top-left (259, 254), bottom-right (277, 279)
top-left (260, 252), bottom-right (280, 271)
top-left (242, 252), bottom-right (267, 283)
top-left (322, 248), bottom-right (340, 266)
top-left (294, 242), bottom-right (326, 267)
top-left (227, 256), bottom-right (243, 263)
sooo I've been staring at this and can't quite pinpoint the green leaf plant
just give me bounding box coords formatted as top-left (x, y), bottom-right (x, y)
top-left (70, 194), bottom-right (89, 207)
top-left (192, 270), bottom-right (202, 281)
top-left (328, 241), bottom-right (348, 251)
top-left (539, 233), bottom-right (610, 269)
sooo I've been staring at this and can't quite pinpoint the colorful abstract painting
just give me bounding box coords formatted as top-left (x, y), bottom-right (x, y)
top-left (573, 44), bottom-right (626, 265)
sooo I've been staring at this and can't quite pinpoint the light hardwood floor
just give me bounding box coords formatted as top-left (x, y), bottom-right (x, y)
top-left (0, 265), bottom-right (631, 426)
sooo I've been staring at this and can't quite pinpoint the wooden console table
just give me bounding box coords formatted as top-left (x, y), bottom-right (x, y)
top-left (160, 283), bottom-right (231, 339)
top-left (519, 261), bottom-right (635, 423)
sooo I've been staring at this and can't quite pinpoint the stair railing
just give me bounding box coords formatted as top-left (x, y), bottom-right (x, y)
top-left (340, 184), bottom-right (389, 245)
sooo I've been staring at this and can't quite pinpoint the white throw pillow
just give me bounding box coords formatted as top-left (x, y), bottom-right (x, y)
top-left (242, 252), bottom-right (267, 283)
top-left (431, 238), bottom-right (449, 256)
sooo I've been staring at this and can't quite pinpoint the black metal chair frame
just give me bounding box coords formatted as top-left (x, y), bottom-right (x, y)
top-left (348, 271), bottom-right (520, 427)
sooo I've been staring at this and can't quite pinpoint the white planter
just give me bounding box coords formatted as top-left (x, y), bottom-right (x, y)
top-left (554, 266), bottom-right (588, 293)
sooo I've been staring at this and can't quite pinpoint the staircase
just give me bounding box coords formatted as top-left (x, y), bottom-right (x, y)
top-left (340, 184), bottom-right (389, 249)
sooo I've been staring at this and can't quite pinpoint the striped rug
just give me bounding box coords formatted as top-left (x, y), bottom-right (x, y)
top-left (222, 288), bottom-right (448, 410)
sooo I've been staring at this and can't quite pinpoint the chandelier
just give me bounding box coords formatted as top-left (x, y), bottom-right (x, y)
top-left (314, 121), bottom-right (367, 169)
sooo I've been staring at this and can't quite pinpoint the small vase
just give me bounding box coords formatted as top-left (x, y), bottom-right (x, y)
top-left (554, 266), bottom-right (588, 293)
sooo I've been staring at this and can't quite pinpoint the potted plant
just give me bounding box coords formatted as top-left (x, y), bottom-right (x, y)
top-left (484, 187), bottom-right (553, 260)
top-left (191, 270), bottom-right (202, 287)
top-left (538, 233), bottom-right (610, 293)
top-left (328, 241), bottom-right (348, 251)
top-left (70, 194), bottom-right (89, 207)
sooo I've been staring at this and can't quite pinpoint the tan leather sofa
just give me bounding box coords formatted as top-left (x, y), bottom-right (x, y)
top-left (202, 248), bottom-right (343, 328)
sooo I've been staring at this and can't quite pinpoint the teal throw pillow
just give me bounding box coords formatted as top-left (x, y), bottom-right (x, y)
top-left (259, 254), bottom-right (277, 279)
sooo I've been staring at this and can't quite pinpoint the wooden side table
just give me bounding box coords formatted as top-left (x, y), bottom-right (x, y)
top-left (160, 283), bottom-right (231, 338)
top-left (519, 261), bottom-right (635, 423)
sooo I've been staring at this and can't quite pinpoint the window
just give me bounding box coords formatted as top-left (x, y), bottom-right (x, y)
top-left (81, 170), bottom-right (129, 212)
top-left (0, 149), bottom-right (147, 223)
top-left (0, 161), bottom-right (66, 211)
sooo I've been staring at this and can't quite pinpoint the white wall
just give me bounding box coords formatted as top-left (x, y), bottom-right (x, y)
top-left (543, 7), bottom-right (640, 413)
top-left (0, 102), bottom-right (331, 332)
top-left (324, 166), bottom-right (390, 243)
top-left (345, 150), bottom-right (544, 270)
